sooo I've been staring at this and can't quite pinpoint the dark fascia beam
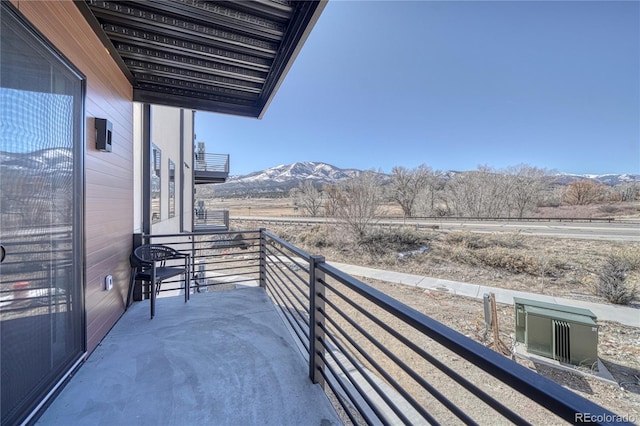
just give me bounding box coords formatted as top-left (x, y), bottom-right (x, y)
top-left (130, 72), bottom-right (261, 101)
top-left (73, 0), bottom-right (135, 85)
top-left (134, 89), bottom-right (260, 118)
top-left (257, 0), bottom-right (328, 119)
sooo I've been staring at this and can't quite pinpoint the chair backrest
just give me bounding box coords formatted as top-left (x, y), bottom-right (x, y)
top-left (133, 244), bottom-right (180, 266)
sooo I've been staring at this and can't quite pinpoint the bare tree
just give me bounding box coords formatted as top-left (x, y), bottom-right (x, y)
top-left (505, 164), bottom-right (550, 218)
top-left (322, 183), bottom-right (342, 217)
top-left (446, 166), bottom-right (512, 217)
top-left (612, 182), bottom-right (639, 202)
top-left (390, 164), bottom-right (438, 217)
top-left (290, 180), bottom-right (323, 217)
top-left (562, 180), bottom-right (607, 205)
top-left (335, 171), bottom-right (383, 241)
top-left (445, 165), bottom-right (551, 218)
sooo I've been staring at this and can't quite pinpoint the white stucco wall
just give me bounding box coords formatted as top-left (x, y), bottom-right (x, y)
top-left (150, 105), bottom-right (185, 235)
top-left (132, 105), bottom-right (195, 235)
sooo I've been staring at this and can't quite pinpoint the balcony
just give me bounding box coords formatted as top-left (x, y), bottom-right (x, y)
top-left (38, 230), bottom-right (624, 425)
top-left (36, 286), bottom-right (338, 425)
top-left (194, 208), bottom-right (230, 231)
top-left (194, 153), bottom-right (230, 184)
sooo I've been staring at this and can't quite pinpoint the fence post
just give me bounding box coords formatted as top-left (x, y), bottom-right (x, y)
top-left (259, 228), bottom-right (266, 288)
top-left (309, 255), bottom-right (326, 386)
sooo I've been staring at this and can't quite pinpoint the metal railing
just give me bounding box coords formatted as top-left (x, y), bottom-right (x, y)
top-left (194, 209), bottom-right (229, 230)
top-left (139, 229), bottom-right (627, 425)
top-left (140, 230), bottom-right (260, 296)
top-left (194, 152), bottom-right (229, 173)
top-left (0, 227), bottom-right (74, 317)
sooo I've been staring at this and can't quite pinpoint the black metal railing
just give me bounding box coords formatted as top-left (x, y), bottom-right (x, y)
top-left (0, 227), bottom-right (74, 317)
top-left (194, 152), bottom-right (229, 173)
top-left (139, 230), bottom-right (260, 296)
top-left (194, 209), bottom-right (229, 230)
top-left (139, 229), bottom-right (627, 425)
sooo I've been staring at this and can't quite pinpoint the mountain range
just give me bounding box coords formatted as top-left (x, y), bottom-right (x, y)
top-left (198, 161), bottom-right (640, 198)
top-left (3, 150), bottom-right (635, 198)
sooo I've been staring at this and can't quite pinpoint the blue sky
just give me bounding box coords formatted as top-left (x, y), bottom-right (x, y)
top-left (195, 0), bottom-right (639, 176)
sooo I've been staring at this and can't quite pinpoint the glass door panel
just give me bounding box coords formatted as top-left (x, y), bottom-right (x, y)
top-left (0, 5), bottom-right (84, 425)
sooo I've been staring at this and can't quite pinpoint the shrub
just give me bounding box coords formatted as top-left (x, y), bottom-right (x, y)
top-left (297, 225), bottom-right (332, 249)
top-left (474, 248), bottom-right (540, 275)
top-left (444, 231), bottom-right (488, 249)
top-left (597, 204), bottom-right (620, 214)
top-left (359, 227), bottom-right (429, 256)
top-left (597, 256), bottom-right (638, 305)
top-left (440, 237), bottom-right (562, 276)
top-left (613, 247), bottom-right (640, 270)
top-left (444, 231), bottom-right (524, 250)
top-left (490, 231), bottom-right (525, 249)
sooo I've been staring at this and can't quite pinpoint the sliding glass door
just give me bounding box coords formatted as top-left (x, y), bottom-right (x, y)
top-left (0, 4), bottom-right (85, 425)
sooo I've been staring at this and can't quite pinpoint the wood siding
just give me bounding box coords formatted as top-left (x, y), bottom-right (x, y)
top-left (12, 1), bottom-right (134, 353)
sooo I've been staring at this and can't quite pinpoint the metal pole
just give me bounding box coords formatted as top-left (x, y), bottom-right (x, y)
top-left (309, 255), bottom-right (325, 386)
top-left (259, 229), bottom-right (266, 288)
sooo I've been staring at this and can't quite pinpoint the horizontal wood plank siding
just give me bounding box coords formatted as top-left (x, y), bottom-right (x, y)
top-left (12, 0), bottom-right (134, 353)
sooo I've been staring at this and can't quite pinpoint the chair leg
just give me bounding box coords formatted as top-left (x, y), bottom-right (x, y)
top-left (150, 266), bottom-right (156, 319)
top-left (184, 272), bottom-right (189, 303)
top-left (150, 279), bottom-right (156, 319)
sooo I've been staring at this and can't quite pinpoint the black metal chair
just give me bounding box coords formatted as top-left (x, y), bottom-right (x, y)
top-left (126, 244), bottom-right (190, 319)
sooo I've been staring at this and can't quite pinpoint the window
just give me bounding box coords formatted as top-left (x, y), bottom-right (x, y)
top-left (168, 159), bottom-right (175, 218)
top-left (151, 144), bottom-right (161, 223)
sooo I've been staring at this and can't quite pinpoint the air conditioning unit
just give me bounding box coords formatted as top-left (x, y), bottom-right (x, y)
top-left (514, 298), bottom-right (598, 366)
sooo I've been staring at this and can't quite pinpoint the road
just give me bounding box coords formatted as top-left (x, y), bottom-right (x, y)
top-left (232, 216), bottom-right (639, 242)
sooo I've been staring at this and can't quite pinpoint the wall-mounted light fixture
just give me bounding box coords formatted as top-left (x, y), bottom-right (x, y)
top-left (95, 118), bottom-right (113, 152)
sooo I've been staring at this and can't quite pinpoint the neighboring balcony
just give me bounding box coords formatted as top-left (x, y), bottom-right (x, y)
top-left (38, 230), bottom-right (624, 425)
top-left (194, 207), bottom-right (229, 231)
top-left (194, 153), bottom-right (229, 184)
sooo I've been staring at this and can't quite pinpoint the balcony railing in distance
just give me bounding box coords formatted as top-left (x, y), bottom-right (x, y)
top-left (194, 209), bottom-right (229, 230)
top-left (194, 152), bottom-right (229, 184)
top-left (138, 229), bottom-right (629, 426)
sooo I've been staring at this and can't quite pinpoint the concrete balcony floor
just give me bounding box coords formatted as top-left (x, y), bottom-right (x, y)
top-left (37, 287), bottom-right (341, 426)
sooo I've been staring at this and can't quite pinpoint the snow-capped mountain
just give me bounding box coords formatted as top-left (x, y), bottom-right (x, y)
top-left (200, 162), bottom-right (370, 197)
top-left (552, 173), bottom-right (640, 186)
top-left (200, 162), bottom-right (639, 198)
top-left (230, 161), bottom-right (361, 184)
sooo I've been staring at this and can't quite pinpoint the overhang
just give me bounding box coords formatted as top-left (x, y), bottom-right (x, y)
top-left (76, 0), bottom-right (326, 118)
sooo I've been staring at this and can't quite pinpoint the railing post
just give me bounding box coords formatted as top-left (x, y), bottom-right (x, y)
top-left (309, 255), bottom-right (325, 386)
top-left (132, 233), bottom-right (145, 301)
top-left (259, 229), bottom-right (266, 288)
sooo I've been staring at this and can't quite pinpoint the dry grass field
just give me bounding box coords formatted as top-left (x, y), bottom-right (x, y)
top-left (210, 196), bottom-right (640, 220)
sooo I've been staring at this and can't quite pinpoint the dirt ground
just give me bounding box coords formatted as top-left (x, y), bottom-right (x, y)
top-left (222, 198), bottom-right (640, 421)
top-left (352, 278), bottom-right (640, 423)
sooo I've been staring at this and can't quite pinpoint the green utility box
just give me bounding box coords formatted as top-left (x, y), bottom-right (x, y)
top-left (514, 298), bottom-right (598, 366)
